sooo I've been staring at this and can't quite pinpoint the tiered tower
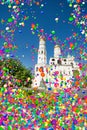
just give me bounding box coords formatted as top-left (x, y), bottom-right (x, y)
top-left (37, 35), bottom-right (47, 64)
top-left (33, 35), bottom-right (48, 89)
top-left (54, 44), bottom-right (61, 58)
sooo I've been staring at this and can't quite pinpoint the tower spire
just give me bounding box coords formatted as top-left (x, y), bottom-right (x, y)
top-left (37, 34), bottom-right (47, 64)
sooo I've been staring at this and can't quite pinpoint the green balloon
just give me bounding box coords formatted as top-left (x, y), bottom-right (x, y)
top-left (8, 18), bottom-right (13, 23)
top-left (4, 73), bottom-right (7, 77)
top-left (7, 106), bottom-right (13, 112)
top-left (8, 116), bottom-right (13, 120)
top-left (4, 42), bottom-right (8, 46)
top-left (76, 108), bottom-right (80, 113)
top-left (5, 49), bottom-right (10, 53)
top-left (64, 124), bottom-right (68, 128)
top-left (35, 99), bottom-right (38, 105)
top-left (51, 30), bottom-right (55, 34)
top-left (60, 122), bottom-right (63, 126)
top-left (1, 87), bottom-right (5, 92)
top-left (8, 125), bottom-right (12, 130)
top-left (72, 46), bottom-right (75, 50)
top-left (69, 17), bottom-right (74, 21)
top-left (3, 67), bottom-right (7, 71)
top-left (0, 126), bottom-right (4, 130)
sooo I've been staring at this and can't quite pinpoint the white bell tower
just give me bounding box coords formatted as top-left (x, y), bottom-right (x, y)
top-left (33, 35), bottom-right (48, 89)
top-left (37, 35), bottom-right (47, 64)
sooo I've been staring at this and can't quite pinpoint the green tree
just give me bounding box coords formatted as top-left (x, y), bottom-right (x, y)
top-left (73, 70), bottom-right (80, 78)
top-left (0, 58), bottom-right (33, 88)
top-left (73, 67), bottom-right (87, 88)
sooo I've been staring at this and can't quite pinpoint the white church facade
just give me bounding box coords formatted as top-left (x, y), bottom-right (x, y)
top-left (32, 35), bottom-right (79, 91)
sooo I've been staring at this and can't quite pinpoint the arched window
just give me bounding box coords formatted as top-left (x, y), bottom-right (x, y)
top-left (71, 62), bottom-right (73, 66)
top-left (36, 67), bottom-right (38, 71)
top-left (41, 51), bottom-right (43, 54)
top-left (64, 59), bottom-right (66, 61)
top-left (52, 58), bottom-right (55, 61)
top-left (57, 60), bottom-right (61, 65)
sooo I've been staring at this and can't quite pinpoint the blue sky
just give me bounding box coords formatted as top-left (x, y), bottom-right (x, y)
top-left (0, 0), bottom-right (87, 69)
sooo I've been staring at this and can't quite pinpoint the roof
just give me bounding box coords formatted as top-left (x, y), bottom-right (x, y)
top-left (39, 35), bottom-right (46, 41)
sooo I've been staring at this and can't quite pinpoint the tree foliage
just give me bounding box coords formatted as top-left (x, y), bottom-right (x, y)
top-left (0, 58), bottom-right (33, 88)
top-left (73, 70), bottom-right (80, 78)
top-left (73, 68), bottom-right (87, 88)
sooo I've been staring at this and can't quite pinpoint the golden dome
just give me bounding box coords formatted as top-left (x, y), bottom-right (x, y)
top-left (54, 44), bottom-right (60, 48)
top-left (39, 35), bottom-right (46, 41)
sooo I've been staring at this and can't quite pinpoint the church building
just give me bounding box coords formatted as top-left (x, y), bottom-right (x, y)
top-left (32, 35), bottom-right (79, 91)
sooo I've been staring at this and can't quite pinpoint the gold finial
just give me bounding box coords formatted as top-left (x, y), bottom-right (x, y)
top-left (39, 35), bottom-right (46, 41)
